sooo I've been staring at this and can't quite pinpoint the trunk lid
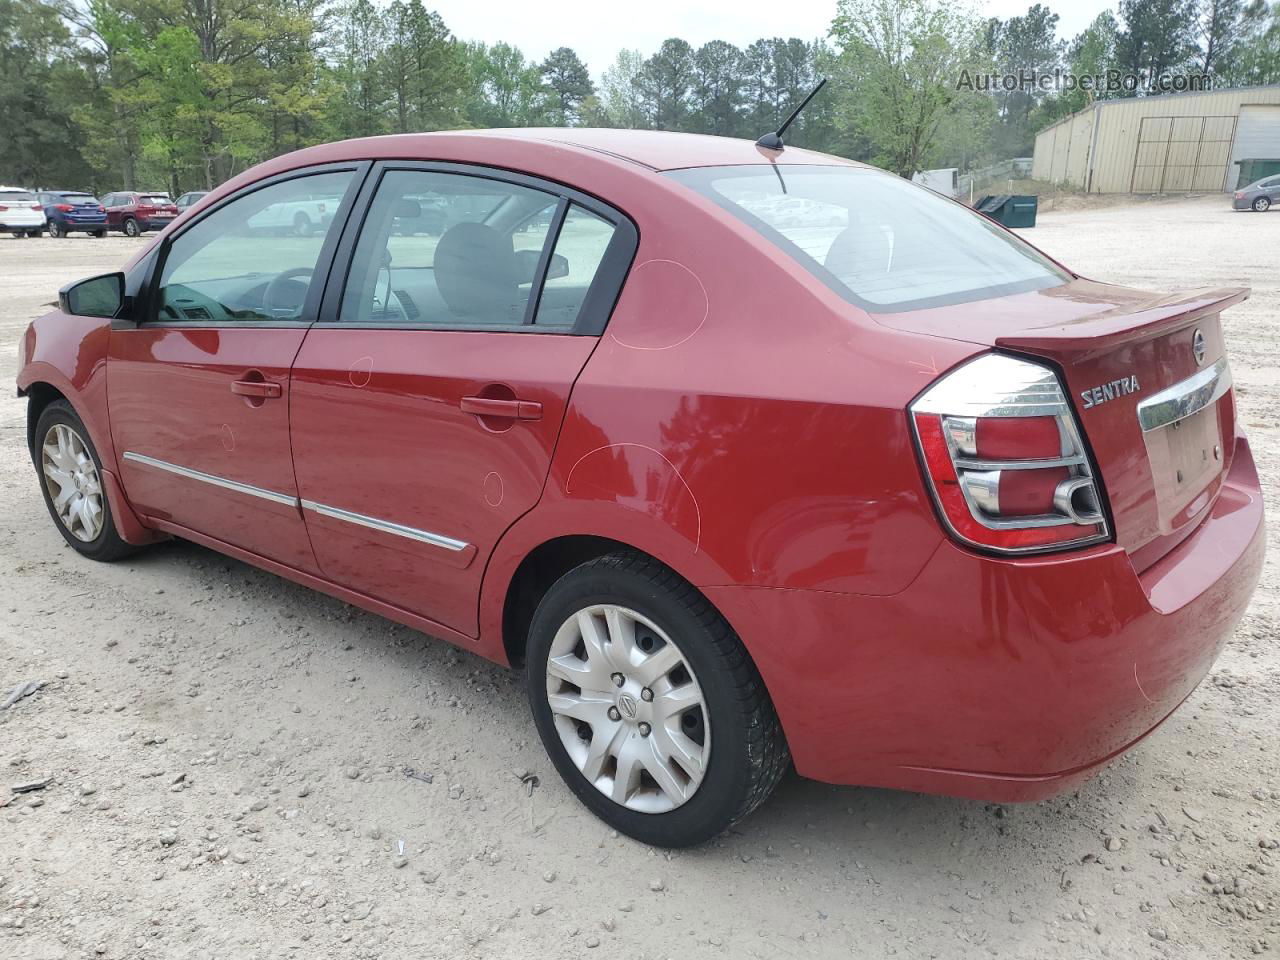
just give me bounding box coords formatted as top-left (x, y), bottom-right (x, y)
top-left (876, 278), bottom-right (1248, 569)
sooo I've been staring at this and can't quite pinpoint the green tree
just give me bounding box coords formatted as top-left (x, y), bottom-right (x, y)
top-left (540, 46), bottom-right (592, 125)
top-left (830, 0), bottom-right (983, 177)
top-left (597, 48), bottom-right (648, 128)
top-left (1116, 0), bottom-right (1199, 90)
top-left (1227, 0), bottom-right (1280, 84)
top-left (983, 4), bottom-right (1062, 154)
top-left (690, 40), bottom-right (744, 136)
top-left (465, 41), bottom-right (548, 126)
top-left (383, 0), bottom-right (465, 133)
top-left (0, 0), bottom-right (94, 186)
top-left (637, 37), bottom-right (695, 129)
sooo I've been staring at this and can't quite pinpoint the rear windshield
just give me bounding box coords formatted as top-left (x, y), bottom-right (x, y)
top-left (667, 165), bottom-right (1069, 312)
top-left (1, 191), bottom-right (36, 201)
top-left (62, 194), bottom-right (99, 204)
top-left (142, 195), bottom-right (171, 204)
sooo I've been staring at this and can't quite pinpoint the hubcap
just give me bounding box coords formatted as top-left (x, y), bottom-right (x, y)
top-left (41, 423), bottom-right (104, 542)
top-left (545, 604), bottom-right (710, 813)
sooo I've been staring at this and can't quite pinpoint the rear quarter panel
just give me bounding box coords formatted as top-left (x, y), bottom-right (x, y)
top-left (478, 179), bottom-right (980, 658)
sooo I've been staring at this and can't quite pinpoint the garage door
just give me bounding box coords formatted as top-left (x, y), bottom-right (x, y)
top-left (1131, 115), bottom-right (1236, 193)
top-left (1228, 105), bottom-right (1280, 188)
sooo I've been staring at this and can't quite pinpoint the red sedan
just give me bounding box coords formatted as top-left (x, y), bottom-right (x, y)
top-left (17, 130), bottom-right (1264, 847)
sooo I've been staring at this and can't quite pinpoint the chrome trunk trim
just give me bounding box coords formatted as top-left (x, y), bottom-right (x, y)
top-left (1136, 357), bottom-right (1232, 433)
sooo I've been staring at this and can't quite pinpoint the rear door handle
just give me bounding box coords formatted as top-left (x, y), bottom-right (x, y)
top-left (460, 396), bottom-right (542, 421)
top-left (231, 379), bottom-right (282, 399)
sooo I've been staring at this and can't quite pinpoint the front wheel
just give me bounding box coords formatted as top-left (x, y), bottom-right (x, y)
top-left (1255, 197), bottom-right (1272, 212)
top-left (33, 401), bottom-right (138, 562)
top-left (123, 218), bottom-right (140, 237)
top-left (293, 212), bottom-right (313, 237)
top-left (527, 552), bottom-right (789, 847)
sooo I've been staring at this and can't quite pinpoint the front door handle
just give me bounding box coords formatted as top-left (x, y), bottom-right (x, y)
top-left (231, 379), bottom-right (282, 399)
top-left (460, 396), bottom-right (542, 421)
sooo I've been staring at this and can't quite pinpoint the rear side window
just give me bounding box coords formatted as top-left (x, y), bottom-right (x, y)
top-left (668, 166), bottom-right (1069, 312)
top-left (534, 205), bottom-right (617, 328)
top-left (340, 170), bottom-right (561, 329)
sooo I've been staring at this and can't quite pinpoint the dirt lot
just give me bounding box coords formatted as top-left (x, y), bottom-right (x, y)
top-left (2, 196), bottom-right (1278, 960)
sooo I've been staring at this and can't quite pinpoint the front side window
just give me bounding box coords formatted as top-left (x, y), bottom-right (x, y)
top-left (668, 165), bottom-right (1070, 312)
top-left (156, 170), bottom-right (354, 323)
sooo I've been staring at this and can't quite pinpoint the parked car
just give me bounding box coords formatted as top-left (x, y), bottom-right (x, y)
top-left (175, 190), bottom-right (209, 211)
top-left (37, 190), bottom-right (108, 238)
top-left (1233, 174), bottom-right (1280, 212)
top-left (0, 186), bottom-right (47, 237)
top-left (246, 193), bottom-right (333, 236)
top-left (102, 191), bottom-right (180, 236)
top-left (17, 130), bottom-right (1264, 847)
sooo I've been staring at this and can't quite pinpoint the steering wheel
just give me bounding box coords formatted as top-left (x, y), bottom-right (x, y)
top-left (263, 267), bottom-right (314, 318)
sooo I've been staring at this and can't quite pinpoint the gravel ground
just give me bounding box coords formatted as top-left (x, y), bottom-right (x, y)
top-left (1, 196), bottom-right (1278, 960)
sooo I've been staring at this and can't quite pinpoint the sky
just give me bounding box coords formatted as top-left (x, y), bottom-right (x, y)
top-left (430, 0), bottom-right (1113, 78)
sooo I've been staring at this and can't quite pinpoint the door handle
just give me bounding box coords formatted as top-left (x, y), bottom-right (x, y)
top-left (460, 396), bottom-right (542, 421)
top-left (231, 379), bottom-right (282, 399)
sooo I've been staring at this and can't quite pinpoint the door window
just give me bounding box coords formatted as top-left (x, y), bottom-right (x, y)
top-left (340, 170), bottom-right (564, 329)
top-left (533, 204), bottom-right (618, 328)
top-left (154, 171), bottom-right (353, 324)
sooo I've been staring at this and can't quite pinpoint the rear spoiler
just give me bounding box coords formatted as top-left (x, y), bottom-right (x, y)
top-left (996, 287), bottom-right (1249, 359)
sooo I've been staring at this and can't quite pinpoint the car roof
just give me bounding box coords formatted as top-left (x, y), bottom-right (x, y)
top-left (475, 129), bottom-right (865, 171)
top-left (284, 129), bottom-right (866, 174)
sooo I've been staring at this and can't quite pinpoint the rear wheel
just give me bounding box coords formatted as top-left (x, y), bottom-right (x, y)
top-left (527, 552), bottom-right (789, 847)
top-left (33, 401), bottom-right (137, 562)
top-left (123, 217), bottom-right (140, 237)
top-left (293, 212), bottom-right (313, 237)
top-left (1255, 197), bottom-right (1272, 212)
top-left (92, 229), bottom-right (106, 238)
top-left (48, 220), bottom-right (64, 238)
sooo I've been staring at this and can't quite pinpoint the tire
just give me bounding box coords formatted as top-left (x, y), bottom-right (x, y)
top-left (123, 217), bottom-right (140, 237)
top-left (1255, 197), bottom-right (1272, 212)
top-left (48, 220), bottom-right (64, 238)
top-left (293, 212), bottom-right (313, 237)
top-left (92, 229), bottom-right (106, 238)
top-left (526, 552), bottom-right (789, 847)
top-left (32, 400), bottom-right (138, 562)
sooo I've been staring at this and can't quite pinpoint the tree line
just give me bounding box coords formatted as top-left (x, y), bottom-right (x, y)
top-left (2, 0), bottom-right (1278, 196)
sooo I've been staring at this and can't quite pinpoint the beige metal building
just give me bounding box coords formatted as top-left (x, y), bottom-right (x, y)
top-left (1031, 86), bottom-right (1280, 193)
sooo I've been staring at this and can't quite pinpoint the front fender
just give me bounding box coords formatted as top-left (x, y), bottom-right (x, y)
top-left (17, 310), bottom-right (116, 469)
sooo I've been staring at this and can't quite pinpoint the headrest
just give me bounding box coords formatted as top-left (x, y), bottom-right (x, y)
top-left (433, 222), bottom-right (521, 322)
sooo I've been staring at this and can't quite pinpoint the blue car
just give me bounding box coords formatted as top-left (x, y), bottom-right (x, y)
top-left (37, 190), bottom-right (108, 238)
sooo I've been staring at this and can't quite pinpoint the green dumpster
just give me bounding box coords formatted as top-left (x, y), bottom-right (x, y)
top-left (1235, 158), bottom-right (1280, 191)
top-left (976, 194), bottom-right (1038, 228)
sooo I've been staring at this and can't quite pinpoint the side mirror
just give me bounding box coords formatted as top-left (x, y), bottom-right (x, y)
top-left (546, 253), bottom-right (569, 280)
top-left (59, 272), bottom-right (125, 319)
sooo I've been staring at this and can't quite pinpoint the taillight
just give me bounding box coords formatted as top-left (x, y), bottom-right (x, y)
top-left (0, 205), bottom-right (8, 212)
top-left (911, 353), bottom-right (1108, 554)
top-left (55, 204), bottom-right (73, 212)
top-left (30, 203), bottom-right (42, 210)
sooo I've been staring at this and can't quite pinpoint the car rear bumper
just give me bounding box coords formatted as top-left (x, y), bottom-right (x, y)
top-left (1233, 198), bottom-right (1254, 210)
top-left (1, 214), bottom-right (45, 229)
top-left (141, 217), bottom-right (175, 230)
top-left (57, 216), bottom-right (107, 231)
top-left (707, 433), bottom-right (1264, 802)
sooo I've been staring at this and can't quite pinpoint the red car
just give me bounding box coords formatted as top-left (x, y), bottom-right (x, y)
top-left (17, 130), bottom-right (1264, 847)
top-left (101, 191), bottom-right (180, 236)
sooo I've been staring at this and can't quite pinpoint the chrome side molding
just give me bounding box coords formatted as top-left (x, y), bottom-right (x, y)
top-left (122, 451), bottom-right (471, 552)
top-left (121, 451), bottom-right (298, 506)
top-left (299, 499), bottom-right (470, 552)
top-left (1135, 357), bottom-right (1232, 433)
